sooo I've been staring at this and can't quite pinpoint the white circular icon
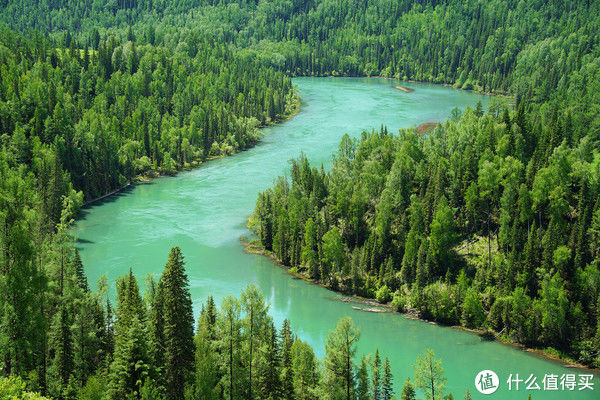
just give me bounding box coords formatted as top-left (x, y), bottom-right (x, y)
top-left (475, 370), bottom-right (499, 394)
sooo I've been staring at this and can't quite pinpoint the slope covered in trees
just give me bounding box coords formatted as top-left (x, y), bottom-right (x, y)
top-left (1, 0), bottom-right (600, 397)
top-left (3, 0), bottom-right (599, 103)
top-left (0, 27), bottom-right (295, 203)
top-left (234, 0), bottom-right (600, 371)
top-left (252, 100), bottom-right (600, 367)
top-left (1, 243), bottom-right (396, 399)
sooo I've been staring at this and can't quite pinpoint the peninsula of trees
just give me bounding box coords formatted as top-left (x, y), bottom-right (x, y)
top-left (0, 0), bottom-right (599, 399)
top-left (249, 0), bottom-right (600, 369)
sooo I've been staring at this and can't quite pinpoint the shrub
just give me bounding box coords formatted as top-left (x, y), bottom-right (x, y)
top-left (391, 291), bottom-right (407, 312)
top-left (376, 285), bottom-right (392, 304)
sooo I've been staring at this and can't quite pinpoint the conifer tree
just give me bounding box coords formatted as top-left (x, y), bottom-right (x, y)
top-left (355, 356), bottom-right (370, 400)
top-left (115, 269), bottom-right (145, 333)
top-left (258, 321), bottom-right (282, 400)
top-left (48, 304), bottom-right (74, 396)
top-left (400, 378), bottom-right (416, 400)
top-left (218, 295), bottom-right (242, 400)
top-left (241, 284), bottom-right (270, 400)
top-left (72, 295), bottom-right (101, 388)
top-left (193, 298), bottom-right (220, 400)
top-left (322, 317), bottom-right (359, 400)
top-left (382, 357), bottom-right (393, 400)
top-left (280, 319), bottom-right (295, 400)
top-left (146, 276), bottom-right (165, 377)
top-left (159, 247), bottom-right (194, 400)
top-left (199, 296), bottom-right (217, 339)
top-left (301, 217), bottom-right (319, 277)
top-left (108, 270), bottom-right (150, 399)
top-left (414, 349), bottom-right (446, 400)
top-left (371, 349), bottom-right (381, 400)
top-left (108, 315), bottom-right (152, 399)
top-left (102, 298), bottom-right (115, 366)
top-left (290, 339), bottom-right (318, 400)
top-left (72, 248), bottom-right (88, 292)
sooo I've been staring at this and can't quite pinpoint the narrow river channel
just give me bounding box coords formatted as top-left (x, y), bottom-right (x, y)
top-left (73, 77), bottom-right (598, 399)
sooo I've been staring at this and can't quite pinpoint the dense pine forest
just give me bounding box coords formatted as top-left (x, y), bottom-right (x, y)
top-left (0, 0), bottom-right (599, 399)
top-left (0, 28), bottom-right (296, 202)
top-left (247, 0), bottom-right (600, 372)
top-left (2, 0), bottom-right (599, 100)
top-left (1, 244), bottom-right (398, 399)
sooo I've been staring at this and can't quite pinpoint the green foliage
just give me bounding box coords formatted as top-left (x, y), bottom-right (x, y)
top-left (375, 285), bottom-right (392, 304)
top-left (6, 1), bottom-right (600, 112)
top-left (400, 378), bottom-right (416, 400)
top-left (382, 358), bottom-right (393, 400)
top-left (355, 356), bottom-right (369, 400)
top-left (1, 0), bottom-right (600, 397)
top-left (240, 284), bottom-right (270, 400)
top-left (414, 349), bottom-right (447, 400)
top-left (322, 226), bottom-right (346, 279)
top-left (391, 292), bottom-right (407, 312)
top-left (159, 247), bottom-right (195, 400)
top-left (253, 101), bottom-right (600, 364)
top-left (0, 376), bottom-right (50, 399)
top-left (460, 288), bottom-right (485, 329)
top-left (191, 298), bottom-right (220, 400)
top-left (78, 373), bottom-right (107, 400)
top-left (291, 340), bottom-right (318, 400)
top-left (108, 315), bottom-right (153, 399)
top-left (322, 317), bottom-right (360, 400)
top-left (429, 197), bottom-right (458, 274)
top-left (0, 28), bottom-right (294, 203)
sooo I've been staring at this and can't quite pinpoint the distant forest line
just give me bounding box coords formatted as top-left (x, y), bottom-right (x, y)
top-left (0, 1), bottom-right (598, 399)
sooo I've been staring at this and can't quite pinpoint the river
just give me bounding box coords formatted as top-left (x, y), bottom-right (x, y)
top-left (73, 77), bottom-right (598, 399)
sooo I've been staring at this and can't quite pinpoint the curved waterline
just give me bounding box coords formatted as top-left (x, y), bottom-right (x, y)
top-left (73, 77), bottom-right (598, 398)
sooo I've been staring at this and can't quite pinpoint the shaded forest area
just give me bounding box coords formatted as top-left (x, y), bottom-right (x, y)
top-left (0, 0), bottom-right (599, 399)
top-left (249, 0), bottom-right (600, 370)
top-left (2, 0), bottom-right (599, 103)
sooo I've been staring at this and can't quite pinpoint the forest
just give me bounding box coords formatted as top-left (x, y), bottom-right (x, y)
top-left (1, 245), bottom-right (405, 399)
top-left (0, 27), bottom-right (296, 203)
top-left (249, 0), bottom-right (600, 372)
top-left (0, 0), bottom-right (599, 399)
top-left (252, 102), bottom-right (600, 367)
top-left (2, 0), bottom-right (599, 102)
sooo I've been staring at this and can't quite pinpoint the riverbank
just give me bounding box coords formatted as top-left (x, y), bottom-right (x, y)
top-left (82, 90), bottom-right (302, 206)
top-left (83, 182), bottom-right (131, 206)
top-left (416, 122), bottom-right (439, 136)
top-left (242, 237), bottom-right (396, 315)
top-left (453, 324), bottom-right (600, 373)
top-left (398, 77), bottom-right (511, 98)
top-left (242, 236), bottom-right (599, 374)
top-left (301, 73), bottom-right (512, 97)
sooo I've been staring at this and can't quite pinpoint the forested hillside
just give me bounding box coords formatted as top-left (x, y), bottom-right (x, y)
top-left (0, 28), bottom-right (295, 202)
top-left (252, 102), bottom-right (600, 366)
top-left (249, 0), bottom-right (600, 369)
top-left (3, 0), bottom-right (600, 102)
top-left (0, 0), bottom-right (599, 398)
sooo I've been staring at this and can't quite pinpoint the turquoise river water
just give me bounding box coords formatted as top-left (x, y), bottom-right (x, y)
top-left (73, 77), bottom-right (598, 399)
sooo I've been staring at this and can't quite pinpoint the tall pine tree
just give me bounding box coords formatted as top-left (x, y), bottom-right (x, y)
top-left (159, 247), bottom-right (194, 400)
